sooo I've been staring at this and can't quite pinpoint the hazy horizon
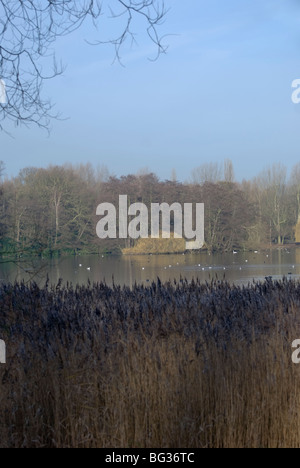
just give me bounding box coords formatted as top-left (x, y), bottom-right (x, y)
top-left (2, 0), bottom-right (300, 182)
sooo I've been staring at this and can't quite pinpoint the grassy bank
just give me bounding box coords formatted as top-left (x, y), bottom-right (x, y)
top-left (122, 234), bottom-right (186, 255)
top-left (0, 278), bottom-right (300, 447)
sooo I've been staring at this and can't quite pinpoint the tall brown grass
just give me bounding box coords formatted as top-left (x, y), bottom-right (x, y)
top-left (0, 277), bottom-right (300, 448)
top-left (122, 232), bottom-right (186, 255)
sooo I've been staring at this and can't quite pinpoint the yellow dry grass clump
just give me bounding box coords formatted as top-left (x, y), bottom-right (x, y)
top-left (122, 232), bottom-right (186, 255)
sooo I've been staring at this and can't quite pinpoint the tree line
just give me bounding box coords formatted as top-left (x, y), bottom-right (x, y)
top-left (0, 160), bottom-right (299, 257)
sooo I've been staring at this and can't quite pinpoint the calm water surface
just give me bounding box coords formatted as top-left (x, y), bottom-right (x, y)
top-left (1, 247), bottom-right (300, 287)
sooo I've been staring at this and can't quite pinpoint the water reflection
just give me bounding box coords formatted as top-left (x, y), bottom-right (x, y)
top-left (0, 247), bottom-right (300, 287)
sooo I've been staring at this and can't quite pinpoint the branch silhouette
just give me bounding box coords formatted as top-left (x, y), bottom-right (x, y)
top-left (0, 0), bottom-right (167, 130)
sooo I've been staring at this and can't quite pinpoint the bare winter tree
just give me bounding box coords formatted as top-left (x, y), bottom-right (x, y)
top-left (190, 162), bottom-right (223, 185)
top-left (0, 0), bottom-right (167, 129)
top-left (223, 159), bottom-right (235, 183)
top-left (290, 162), bottom-right (300, 222)
top-left (0, 160), bottom-right (4, 181)
top-left (258, 163), bottom-right (289, 245)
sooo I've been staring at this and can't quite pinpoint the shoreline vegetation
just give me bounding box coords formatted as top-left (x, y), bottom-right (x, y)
top-left (121, 235), bottom-right (299, 256)
top-left (0, 239), bottom-right (298, 261)
top-left (1, 276), bottom-right (300, 448)
top-left (0, 248), bottom-right (296, 266)
top-left (122, 233), bottom-right (186, 255)
top-left (1, 163), bottom-right (300, 259)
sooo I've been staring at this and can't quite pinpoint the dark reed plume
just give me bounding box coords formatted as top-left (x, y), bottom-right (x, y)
top-left (0, 277), bottom-right (300, 448)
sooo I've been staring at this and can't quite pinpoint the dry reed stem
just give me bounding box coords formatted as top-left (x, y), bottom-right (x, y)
top-left (0, 278), bottom-right (300, 447)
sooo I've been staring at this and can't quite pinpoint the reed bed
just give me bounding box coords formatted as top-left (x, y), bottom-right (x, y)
top-left (0, 277), bottom-right (300, 448)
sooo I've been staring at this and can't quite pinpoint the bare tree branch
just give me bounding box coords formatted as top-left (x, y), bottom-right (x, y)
top-left (0, 0), bottom-right (168, 129)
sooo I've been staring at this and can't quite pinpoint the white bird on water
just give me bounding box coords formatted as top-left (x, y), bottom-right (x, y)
top-left (87, 267), bottom-right (91, 271)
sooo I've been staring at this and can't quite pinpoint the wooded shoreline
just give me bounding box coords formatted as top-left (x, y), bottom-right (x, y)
top-left (1, 163), bottom-right (300, 258)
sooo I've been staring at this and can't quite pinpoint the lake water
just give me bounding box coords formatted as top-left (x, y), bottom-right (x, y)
top-left (1, 247), bottom-right (300, 287)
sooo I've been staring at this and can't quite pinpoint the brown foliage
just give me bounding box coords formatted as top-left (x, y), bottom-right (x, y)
top-left (0, 277), bottom-right (300, 448)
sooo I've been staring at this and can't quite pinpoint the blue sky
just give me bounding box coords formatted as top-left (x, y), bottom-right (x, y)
top-left (1, 0), bottom-right (300, 182)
